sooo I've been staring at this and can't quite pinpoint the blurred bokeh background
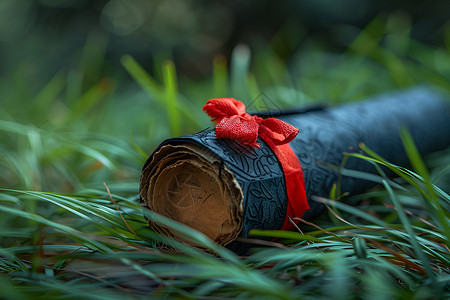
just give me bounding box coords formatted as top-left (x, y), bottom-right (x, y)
top-left (1, 0), bottom-right (449, 78)
top-left (2, 0), bottom-right (449, 77)
top-left (0, 0), bottom-right (449, 191)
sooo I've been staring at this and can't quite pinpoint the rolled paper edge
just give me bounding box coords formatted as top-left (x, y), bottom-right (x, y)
top-left (140, 142), bottom-right (244, 247)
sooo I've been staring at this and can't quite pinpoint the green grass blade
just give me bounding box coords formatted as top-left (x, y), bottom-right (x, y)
top-left (230, 44), bottom-right (251, 99)
top-left (121, 55), bottom-right (164, 101)
top-left (213, 55), bottom-right (228, 97)
top-left (400, 128), bottom-right (450, 242)
top-left (162, 60), bottom-right (181, 136)
top-left (381, 179), bottom-right (436, 286)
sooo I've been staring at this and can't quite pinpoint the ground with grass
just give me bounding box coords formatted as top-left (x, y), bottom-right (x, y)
top-left (0, 12), bottom-right (449, 299)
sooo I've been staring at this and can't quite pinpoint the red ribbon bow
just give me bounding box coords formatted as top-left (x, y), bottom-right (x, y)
top-left (202, 98), bottom-right (299, 148)
top-left (203, 98), bottom-right (309, 231)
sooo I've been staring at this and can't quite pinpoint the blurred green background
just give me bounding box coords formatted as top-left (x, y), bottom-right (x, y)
top-left (0, 2), bottom-right (449, 298)
top-left (0, 0), bottom-right (449, 192)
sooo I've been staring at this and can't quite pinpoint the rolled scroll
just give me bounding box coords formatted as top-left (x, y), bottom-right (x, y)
top-left (140, 86), bottom-right (450, 248)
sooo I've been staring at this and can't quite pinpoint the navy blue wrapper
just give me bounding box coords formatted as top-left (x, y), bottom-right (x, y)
top-left (140, 86), bottom-right (450, 252)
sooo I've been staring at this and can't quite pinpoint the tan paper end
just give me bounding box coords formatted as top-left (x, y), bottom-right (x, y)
top-left (139, 143), bottom-right (243, 246)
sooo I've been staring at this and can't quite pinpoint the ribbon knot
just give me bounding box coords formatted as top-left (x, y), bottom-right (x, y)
top-left (203, 97), bottom-right (309, 231)
top-left (202, 98), bottom-right (299, 149)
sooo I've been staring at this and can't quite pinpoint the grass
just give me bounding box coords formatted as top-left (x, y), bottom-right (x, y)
top-left (0, 13), bottom-right (449, 299)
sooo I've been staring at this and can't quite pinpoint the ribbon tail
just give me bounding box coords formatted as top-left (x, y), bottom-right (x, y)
top-left (259, 131), bottom-right (309, 230)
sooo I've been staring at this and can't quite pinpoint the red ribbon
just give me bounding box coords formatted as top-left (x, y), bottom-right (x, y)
top-left (202, 98), bottom-right (309, 230)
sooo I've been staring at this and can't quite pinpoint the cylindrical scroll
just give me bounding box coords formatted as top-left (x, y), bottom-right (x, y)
top-left (140, 86), bottom-right (450, 247)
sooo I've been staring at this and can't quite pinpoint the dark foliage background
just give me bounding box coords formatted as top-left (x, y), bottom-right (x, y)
top-left (2, 0), bottom-right (449, 80)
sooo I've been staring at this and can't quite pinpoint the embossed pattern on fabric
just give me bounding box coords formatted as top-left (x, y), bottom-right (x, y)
top-left (140, 87), bottom-right (450, 251)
